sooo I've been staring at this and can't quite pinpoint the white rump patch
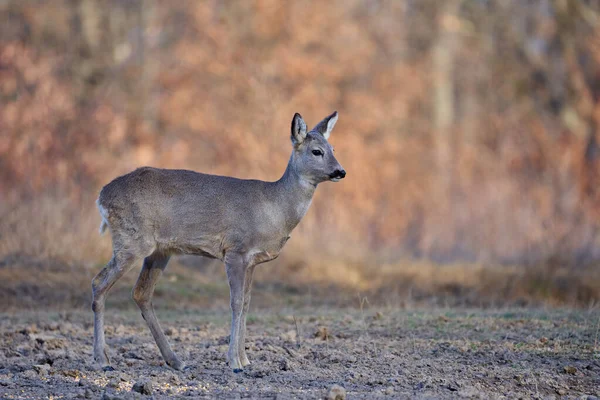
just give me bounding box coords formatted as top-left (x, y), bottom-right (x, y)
top-left (96, 198), bottom-right (109, 235)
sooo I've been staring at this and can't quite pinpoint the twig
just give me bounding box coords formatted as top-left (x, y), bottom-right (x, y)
top-left (293, 315), bottom-right (302, 349)
top-left (594, 316), bottom-right (600, 355)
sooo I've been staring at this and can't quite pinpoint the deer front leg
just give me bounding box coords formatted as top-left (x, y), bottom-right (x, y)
top-left (239, 264), bottom-right (256, 367)
top-left (225, 253), bottom-right (247, 373)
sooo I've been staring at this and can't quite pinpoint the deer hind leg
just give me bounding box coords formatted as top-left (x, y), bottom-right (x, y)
top-left (91, 251), bottom-right (140, 367)
top-left (132, 252), bottom-right (184, 370)
top-left (239, 264), bottom-right (256, 367)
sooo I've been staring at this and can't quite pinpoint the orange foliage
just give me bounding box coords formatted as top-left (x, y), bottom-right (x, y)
top-left (1, 0), bottom-right (600, 269)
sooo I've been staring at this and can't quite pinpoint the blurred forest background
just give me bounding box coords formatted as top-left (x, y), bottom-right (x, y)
top-left (1, 0), bottom-right (600, 310)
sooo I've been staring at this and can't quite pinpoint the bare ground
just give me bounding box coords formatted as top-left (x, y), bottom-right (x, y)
top-left (0, 308), bottom-right (599, 399)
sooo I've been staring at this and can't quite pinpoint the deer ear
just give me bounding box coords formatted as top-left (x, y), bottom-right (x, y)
top-left (291, 113), bottom-right (307, 145)
top-left (311, 111), bottom-right (338, 140)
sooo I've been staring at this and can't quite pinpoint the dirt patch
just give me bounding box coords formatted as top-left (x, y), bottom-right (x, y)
top-left (0, 309), bottom-right (599, 399)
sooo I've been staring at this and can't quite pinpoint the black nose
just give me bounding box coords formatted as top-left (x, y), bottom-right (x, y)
top-left (333, 169), bottom-right (346, 179)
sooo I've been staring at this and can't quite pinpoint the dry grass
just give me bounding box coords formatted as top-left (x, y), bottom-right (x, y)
top-left (1, 208), bottom-right (599, 311)
top-left (1, 193), bottom-right (599, 311)
top-left (0, 193), bottom-right (111, 265)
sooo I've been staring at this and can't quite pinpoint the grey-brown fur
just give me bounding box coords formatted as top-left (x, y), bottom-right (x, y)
top-left (92, 112), bottom-right (345, 372)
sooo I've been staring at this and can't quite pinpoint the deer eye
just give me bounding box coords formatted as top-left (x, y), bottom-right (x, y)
top-left (312, 149), bottom-right (323, 156)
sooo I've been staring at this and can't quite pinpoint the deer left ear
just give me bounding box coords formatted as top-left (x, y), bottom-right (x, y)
top-left (312, 111), bottom-right (338, 140)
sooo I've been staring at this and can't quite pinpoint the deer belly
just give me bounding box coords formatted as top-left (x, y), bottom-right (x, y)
top-left (157, 232), bottom-right (223, 260)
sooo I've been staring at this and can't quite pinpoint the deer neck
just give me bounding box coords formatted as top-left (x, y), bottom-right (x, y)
top-left (273, 154), bottom-right (317, 231)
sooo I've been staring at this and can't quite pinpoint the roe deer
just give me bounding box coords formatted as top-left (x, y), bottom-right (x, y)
top-left (92, 112), bottom-right (345, 372)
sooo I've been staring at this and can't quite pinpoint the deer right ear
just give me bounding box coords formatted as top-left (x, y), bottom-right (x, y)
top-left (291, 113), bottom-right (307, 145)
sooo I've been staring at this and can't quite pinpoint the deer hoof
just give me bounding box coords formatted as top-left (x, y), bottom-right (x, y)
top-left (240, 355), bottom-right (250, 367)
top-left (94, 349), bottom-right (110, 368)
top-left (167, 357), bottom-right (185, 371)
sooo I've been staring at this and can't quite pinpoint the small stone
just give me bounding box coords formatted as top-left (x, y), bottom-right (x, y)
top-left (563, 366), bottom-right (577, 375)
top-left (458, 386), bottom-right (482, 397)
top-left (21, 370), bottom-right (38, 380)
top-left (327, 384), bottom-right (346, 400)
top-left (102, 391), bottom-right (124, 400)
top-left (168, 373), bottom-right (181, 385)
top-left (37, 355), bottom-right (54, 366)
top-left (284, 347), bottom-right (300, 358)
top-left (118, 373), bottom-right (130, 382)
top-left (61, 369), bottom-right (81, 379)
top-left (32, 364), bottom-right (50, 376)
top-left (45, 322), bottom-right (60, 331)
top-left (21, 324), bottom-right (39, 335)
top-left (132, 380), bottom-right (153, 395)
top-left (315, 327), bottom-right (331, 340)
top-left (279, 358), bottom-right (293, 371)
top-left (280, 330), bottom-right (297, 342)
top-left (247, 366), bottom-right (269, 378)
top-left (124, 351), bottom-right (144, 360)
top-left (384, 387), bottom-right (394, 395)
top-left (107, 378), bottom-right (120, 389)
